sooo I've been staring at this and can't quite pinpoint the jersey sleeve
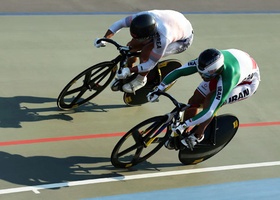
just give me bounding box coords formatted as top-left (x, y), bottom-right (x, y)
top-left (108, 15), bottom-right (133, 34)
top-left (158, 59), bottom-right (198, 90)
top-left (185, 75), bottom-right (236, 127)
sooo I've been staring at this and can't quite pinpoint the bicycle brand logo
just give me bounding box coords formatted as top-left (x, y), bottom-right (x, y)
top-left (233, 120), bottom-right (239, 128)
top-left (158, 61), bottom-right (168, 68)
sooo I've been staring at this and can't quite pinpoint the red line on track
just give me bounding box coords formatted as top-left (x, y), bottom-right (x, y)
top-left (0, 132), bottom-right (125, 147)
top-left (0, 121), bottom-right (279, 147)
top-left (240, 121), bottom-right (280, 127)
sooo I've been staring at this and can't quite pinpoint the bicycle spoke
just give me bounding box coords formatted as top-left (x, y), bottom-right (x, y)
top-left (111, 115), bottom-right (170, 167)
top-left (64, 85), bottom-right (85, 96)
top-left (84, 70), bottom-right (92, 83)
top-left (117, 143), bottom-right (142, 157)
top-left (142, 121), bottom-right (165, 142)
top-left (61, 67), bottom-right (112, 104)
top-left (133, 146), bottom-right (144, 160)
top-left (131, 129), bottom-right (142, 142)
top-left (88, 67), bottom-right (113, 89)
top-left (70, 87), bottom-right (88, 105)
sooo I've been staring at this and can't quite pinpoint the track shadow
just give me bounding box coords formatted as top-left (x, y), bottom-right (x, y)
top-left (0, 151), bottom-right (117, 187)
top-left (0, 151), bottom-right (182, 188)
top-left (65, 102), bottom-right (129, 113)
top-left (0, 96), bottom-right (73, 128)
top-left (0, 96), bottom-right (129, 128)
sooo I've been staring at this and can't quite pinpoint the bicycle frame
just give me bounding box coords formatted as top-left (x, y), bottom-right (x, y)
top-left (111, 91), bottom-right (239, 168)
top-left (57, 39), bottom-right (182, 110)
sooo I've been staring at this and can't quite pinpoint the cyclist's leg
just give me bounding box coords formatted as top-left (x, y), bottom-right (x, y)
top-left (223, 75), bottom-right (260, 105)
top-left (193, 75), bottom-right (260, 138)
top-left (163, 32), bottom-right (194, 56)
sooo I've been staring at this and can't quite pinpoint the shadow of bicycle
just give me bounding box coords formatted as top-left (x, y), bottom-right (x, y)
top-left (0, 151), bottom-right (182, 188)
top-left (0, 96), bottom-right (129, 128)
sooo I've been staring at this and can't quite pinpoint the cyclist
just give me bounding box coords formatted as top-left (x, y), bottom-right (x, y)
top-left (147, 48), bottom-right (261, 150)
top-left (94, 10), bottom-right (194, 93)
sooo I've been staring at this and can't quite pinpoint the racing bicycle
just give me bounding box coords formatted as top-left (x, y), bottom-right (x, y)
top-left (111, 91), bottom-right (240, 168)
top-left (57, 38), bottom-right (182, 110)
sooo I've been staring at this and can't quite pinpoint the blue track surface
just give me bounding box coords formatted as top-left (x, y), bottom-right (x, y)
top-left (82, 178), bottom-right (280, 200)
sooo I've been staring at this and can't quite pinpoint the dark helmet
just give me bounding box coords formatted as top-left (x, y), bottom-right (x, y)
top-left (197, 48), bottom-right (224, 79)
top-left (130, 14), bottom-right (157, 40)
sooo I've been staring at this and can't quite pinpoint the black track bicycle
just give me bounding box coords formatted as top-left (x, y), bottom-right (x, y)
top-left (111, 91), bottom-right (240, 168)
top-left (57, 38), bottom-right (181, 110)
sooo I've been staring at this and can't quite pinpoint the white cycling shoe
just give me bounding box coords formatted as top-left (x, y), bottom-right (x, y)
top-left (181, 134), bottom-right (204, 150)
top-left (122, 75), bottom-right (147, 93)
top-left (110, 78), bottom-right (121, 91)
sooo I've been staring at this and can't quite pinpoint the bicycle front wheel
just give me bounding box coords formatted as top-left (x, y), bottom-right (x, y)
top-left (111, 115), bottom-right (170, 168)
top-left (57, 61), bottom-right (117, 110)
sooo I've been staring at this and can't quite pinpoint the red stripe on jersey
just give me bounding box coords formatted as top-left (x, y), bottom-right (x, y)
top-left (209, 78), bottom-right (218, 91)
top-left (251, 57), bottom-right (257, 69)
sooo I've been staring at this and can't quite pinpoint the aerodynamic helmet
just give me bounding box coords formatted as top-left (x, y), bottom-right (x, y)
top-left (197, 48), bottom-right (224, 79)
top-left (130, 14), bottom-right (157, 40)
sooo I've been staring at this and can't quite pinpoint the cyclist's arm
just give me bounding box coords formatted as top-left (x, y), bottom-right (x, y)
top-left (107, 16), bottom-right (133, 36)
top-left (185, 76), bottom-right (235, 127)
top-left (136, 36), bottom-right (170, 73)
top-left (103, 29), bottom-right (114, 39)
top-left (158, 59), bottom-right (198, 90)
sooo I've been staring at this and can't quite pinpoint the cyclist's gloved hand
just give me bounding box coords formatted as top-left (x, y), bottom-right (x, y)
top-left (116, 67), bottom-right (131, 79)
top-left (118, 46), bottom-right (130, 52)
top-left (147, 87), bottom-right (161, 102)
top-left (147, 83), bottom-right (166, 102)
top-left (173, 122), bottom-right (188, 135)
top-left (94, 38), bottom-right (107, 48)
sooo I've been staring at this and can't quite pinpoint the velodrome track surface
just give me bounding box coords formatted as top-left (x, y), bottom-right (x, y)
top-left (0, 1), bottom-right (280, 199)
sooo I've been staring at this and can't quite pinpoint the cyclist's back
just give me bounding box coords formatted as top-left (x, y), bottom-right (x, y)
top-left (220, 49), bottom-right (260, 105)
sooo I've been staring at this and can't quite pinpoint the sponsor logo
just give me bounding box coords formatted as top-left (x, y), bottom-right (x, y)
top-left (216, 86), bottom-right (222, 100)
top-left (156, 32), bottom-right (162, 49)
top-left (233, 120), bottom-right (239, 128)
top-left (158, 61), bottom-right (168, 68)
top-left (187, 60), bottom-right (196, 66)
top-left (242, 73), bottom-right (254, 82)
top-left (228, 88), bottom-right (250, 103)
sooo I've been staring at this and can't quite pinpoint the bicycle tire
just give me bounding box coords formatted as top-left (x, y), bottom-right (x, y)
top-left (57, 61), bottom-right (117, 110)
top-left (111, 115), bottom-right (170, 168)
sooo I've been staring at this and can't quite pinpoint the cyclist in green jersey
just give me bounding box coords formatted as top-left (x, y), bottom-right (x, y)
top-left (147, 48), bottom-right (261, 150)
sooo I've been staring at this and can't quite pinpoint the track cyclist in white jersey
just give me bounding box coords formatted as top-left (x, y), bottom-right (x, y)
top-left (94, 10), bottom-right (194, 93)
top-left (147, 48), bottom-right (261, 150)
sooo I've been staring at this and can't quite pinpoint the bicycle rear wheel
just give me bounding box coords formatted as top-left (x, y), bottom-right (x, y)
top-left (111, 115), bottom-right (170, 168)
top-left (57, 61), bottom-right (117, 110)
top-left (178, 115), bottom-right (239, 165)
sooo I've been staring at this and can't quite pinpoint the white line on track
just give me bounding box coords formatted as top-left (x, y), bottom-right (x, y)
top-left (0, 161), bottom-right (280, 195)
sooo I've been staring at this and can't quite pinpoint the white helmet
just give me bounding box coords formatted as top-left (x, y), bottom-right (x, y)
top-left (197, 48), bottom-right (224, 80)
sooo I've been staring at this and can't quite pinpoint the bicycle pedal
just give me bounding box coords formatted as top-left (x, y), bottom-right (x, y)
top-left (186, 140), bottom-right (194, 151)
top-left (173, 137), bottom-right (182, 151)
